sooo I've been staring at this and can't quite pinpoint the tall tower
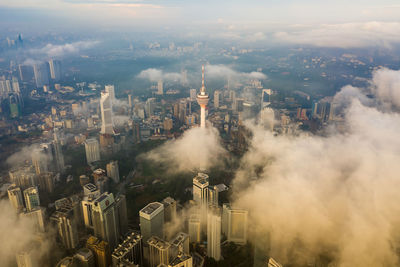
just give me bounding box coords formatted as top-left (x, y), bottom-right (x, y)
top-left (196, 65), bottom-right (209, 128)
top-left (100, 91), bottom-right (114, 135)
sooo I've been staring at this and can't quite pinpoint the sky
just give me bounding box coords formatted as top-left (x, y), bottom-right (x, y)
top-left (1, 0), bottom-right (400, 29)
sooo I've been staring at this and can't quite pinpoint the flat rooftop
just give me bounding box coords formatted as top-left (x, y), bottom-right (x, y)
top-left (140, 202), bottom-right (163, 215)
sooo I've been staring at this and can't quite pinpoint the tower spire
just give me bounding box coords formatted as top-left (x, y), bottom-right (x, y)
top-left (201, 64), bottom-right (205, 95)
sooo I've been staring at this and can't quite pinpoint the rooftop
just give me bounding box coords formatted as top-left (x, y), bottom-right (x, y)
top-left (140, 202), bottom-right (163, 215)
top-left (147, 236), bottom-right (170, 250)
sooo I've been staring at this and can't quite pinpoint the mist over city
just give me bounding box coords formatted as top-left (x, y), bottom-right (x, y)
top-left (1, 1), bottom-right (400, 267)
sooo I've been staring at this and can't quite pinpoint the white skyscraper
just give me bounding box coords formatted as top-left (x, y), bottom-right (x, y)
top-left (48, 59), bottom-right (62, 81)
top-left (105, 85), bottom-right (115, 102)
top-left (7, 184), bottom-right (24, 212)
top-left (157, 80), bottom-right (163, 95)
top-left (100, 91), bottom-right (114, 135)
top-left (196, 65), bottom-right (209, 128)
top-left (207, 207), bottom-right (221, 261)
top-left (85, 138), bottom-right (100, 163)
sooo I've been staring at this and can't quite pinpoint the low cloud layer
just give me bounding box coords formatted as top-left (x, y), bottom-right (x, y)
top-left (30, 40), bottom-right (99, 58)
top-left (274, 21), bottom-right (400, 48)
top-left (232, 67), bottom-right (400, 266)
top-left (206, 64), bottom-right (267, 82)
top-left (144, 126), bottom-right (226, 173)
top-left (137, 68), bottom-right (183, 83)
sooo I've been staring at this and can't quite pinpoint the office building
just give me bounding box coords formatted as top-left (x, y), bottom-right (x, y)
top-left (33, 62), bottom-right (50, 88)
top-left (23, 186), bottom-right (40, 211)
top-left (37, 172), bottom-right (55, 193)
top-left (8, 184), bottom-right (24, 212)
top-left (50, 206), bottom-right (79, 249)
top-left (208, 185), bottom-right (218, 206)
top-left (214, 90), bottom-right (221, 109)
top-left (115, 195), bottom-right (129, 237)
top-left (196, 65), bottom-right (209, 128)
top-left (86, 236), bottom-right (111, 267)
top-left (190, 89), bottom-right (197, 101)
top-left (106, 161), bottom-right (120, 183)
top-left (169, 253), bottom-right (193, 267)
top-left (85, 138), bottom-right (100, 164)
top-left (147, 236), bottom-right (170, 267)
top-left (163, 117), bottom-right (173, 132)
top-left (145, 98), bottom-right (156, 117)
top-left (20, 207), bottom-right (46, 232)
top-left (9, 93), bottom-right (21, 118)
top-left (74, 248), bottom-right (95, 267)
top-left (9, 166), bottom-right (36, 189)
top-left (100, 90), bottom-right (114, 135)
top-left (158, 80), bottom-right (163, 95)
top-left (48, 59), bottom-right (62, 81)
top-left (222, 204), bottom-right (248, 244)
top-left (139, 202), bottom-right (164, 243)
top-left (92, 193), bottom-right (120, 250)
top-left (105, 85), bottom-right (115, 102)
top-left (18, 64), bottom-right (34, 82)
top-left (188, 214), bottom-right (201, 243)
top-left (81, 184), bottom-right (100, 229)
top-left (162, 197), bottom-right (176, 223)
top-left (112, 231), bottom-right (143, 266)
top-left (207, 207), bottom-right (221, 261)
top-left (170, 232), bottom-right (189, 259)
top-left (193, 173), bottom-right (209, 225)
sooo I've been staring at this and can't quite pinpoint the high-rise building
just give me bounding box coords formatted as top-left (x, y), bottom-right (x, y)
top-left (33, 62), bottom-right (50, 88)
top-left (18, 64), bottom-right (34, 82)
top-left (74, 248), bottom-right (95, 267)
top-left (85, 138), bottom-right (100, 164)
top-left (9, 93), bottom-right (21, 118)
top-left (92, 193), bottom-right (120, 250)
top-left (147, 236), bottom-right (170, 267)
top-left (9, 166), bottom-right (36, 188)
top-left (214, 90), bottom-right (221, 109)
top-left (105, 85), bottom-right (115, 102)
top-left (190, 89), bottom-right (197, 101)
top-left (37, 172), bottom-right (55, 193)
top-left (208, 185), bottom-right (218, 206)
top-left (169, 253), bottom-right (193, 267)
top-left (48, 59), bottom-right (62, 81)
top-left (100, 91), bottom-right (114, 135)
top-left (112, 231), bottom-right (143, 266)
top-left (170, 232), bottom-right (189, 259)
top-left (162, 197), bottom-right (176, 223)
top-left (145, 98), bottom-right (156, 118)
top-left (53, 129), bottom-right (65, 173)
top-left (50, 206), bottom-right (79, 249)
top-left (196, 65), bottom-right (209, 128)
top-left (207, 207), bottom-right (221, 261)
top-left (106, 160), bottom-right (120, 183)
top-left (86, 236), bottom-right (111, 267)
top-left (193, 173), bottom-right (209, 224)
top-left (163, 117), bottom-right (173, 133)
top-left (115, 195), bottom-right (129, 237)
top-left (139, 202), bottom-right (164, 243)
top-left (23, 186), bottom-right (40, 211)
top-left (157, 80), bottom-right (164, 95)
top-left (20, 207), bottom-right (46, 232)
top-left (222, 204), bottom-right (248, 245)
top-left (188, 214), bottom-right (201, 243)
top-left (81, 184), bottom-right (100, 230)
top-left (7, 184), bottom-right (24, 212)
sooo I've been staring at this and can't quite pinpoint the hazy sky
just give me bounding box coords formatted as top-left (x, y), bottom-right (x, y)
top-left (1, 0), bottom-right (400, 28)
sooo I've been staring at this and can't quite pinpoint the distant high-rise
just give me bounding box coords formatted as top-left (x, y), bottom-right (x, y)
top-left (157, 80), bottom-right (164, 95)
top-left (105, 85), bottom-right (115, 102)
top-left (33, 62), bottom-right (50, 88)
top-left (112, 231), bottom-right (143, 266)
top-left (196, 65), bottom-right (209, 128)
top-left (18, 64), bottom-right (34, 82)
top-left (100, 91), bottom-right (114, 135)
top-left (208, 185), bottom-right (218, 207)
top-left (190, 88), bottom-right (197, 101)
top-left (7, 184), bottom-right (24, 212)
top-left (92, 192), bottom-right (120, 250)
top-left (214, 90), bottom-right (221, 109)
top-left (207, 207), bottom-right (221, 261)
top-left (139, 202), bottom-right (164, 243)
top-left (53, 130), bottom-right (65, 173)
top-left (9, 166), bottom-right (36, 188)
top-left (147, 236), bottom-right (170, 267)
top-left (106, 160), bottom-right (120, 183)
top-left (23, 186), bottom-right (40, 211)
top-left (188, 214), bottom-right (201, 243)
top-left (50, 206), bottom-right (79, 249)
top-left (145, 98), bottom-right (156, 118)
top-left (85, 138), bottom-right (100, 164)
top-left (48, 59), bottom-right (62, 81)
top-left (222, 203), bottom-right (248, 245)
top-left (162, 197), bottom-right (176, 223)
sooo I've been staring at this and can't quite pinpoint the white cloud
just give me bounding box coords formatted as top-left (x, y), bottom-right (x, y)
top-left (30, 41), bottom-right (99, 58)
top-left (206, 64), bottom-right (267, 81)
top-left (137, 68), bottom-right (182, 82)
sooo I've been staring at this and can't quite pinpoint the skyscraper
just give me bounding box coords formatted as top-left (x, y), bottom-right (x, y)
top-left (7, 184), bottom-right (24, 212)
top-left (74, 248), bottom-right (95, 267)
top-left (157, 80), bottom-right (163, 95)
top-left (214, 90), bottom-right (221, 109)
top-left (222, 203), bottom-right (248, 245)
top-left (190, 89), bottom-right (197, 101)
top-left (85, 138), bottom-right (100, 164)
top-left (53, 129), bottom-right (65, 173)
top-left (23, 186), bottom-right (40, 211)
top-left (139, 202), bottom-right (164, 243)
top-left (33, 62), bottom-right (50, 88)
top-left (147, 236), bottom-right (170, 267)
top-left (207, 207), bottom-right (221, 261)
top-left (48, 59), bottom-right (62, 81)
top-left (112, 231), bottom-right (143, 266)
top-left (50, 206), bottom-right (79, 249)
top-left (92, 192), bottom-right (120, 250)
top-left (162, 197), bottom-right (177, 223)
top-left (105, 85), bottom-right (115, 102)
top-left (106, 160), bottom-right (120, 183)
top-left (100, 91), bottom-right (114, 135)
top-left (20, 207), bottom-right (46, 232)
top-left (188, 214), bottom-right (201, 244)
top-left (196, 65), bottom-right (209, 128)
top-left (115, 194), bottom-right (129, 237)
top-left (86, 236), bottom-right (111, 267)
top-left (193, 173), bottom-right (209, 225)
